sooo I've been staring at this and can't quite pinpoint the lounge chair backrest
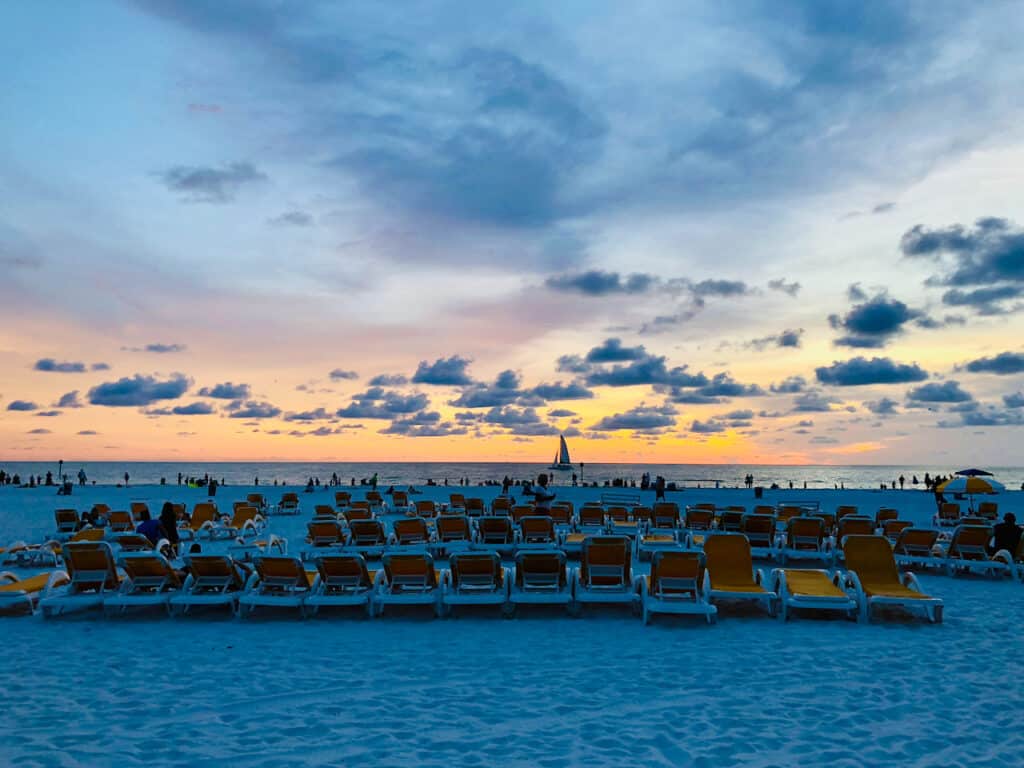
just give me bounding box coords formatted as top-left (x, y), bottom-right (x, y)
top-left (71, 528), bottom-right (106, 542)
top-left (307, 520), bottom-right (344, 546)
top-left (650, 551), bottom-right (704, 597)
top-left (719, 511), bottom-right (744, 532)
top-left (812, 512), bottom-right (836, 533)
top-left (465, 498), bottom-right (485, 516)
top-left (64, 542), bottom-right (119, 589)
top-left (704, 534), bottom-right (757, 590)
top-left (777, 506), bottom-right (802, 522)
top-left (939, 503), bottom-right (960, 520)
top-left (247, 493), bottom-right (266, 508)
top-left (478, 517), bottom-right (513, 543)
top-left (520, 516), bottom-right (555, 542)
top-left (366, 491), bottom-right (383, 503)
top-left (108, 510), bottom-right (134, 532)
top-left (843, 535), bottom-right (900, 587)
top-left (976, 501), bottom-right (998, 519)
top-left (741, 513), bottom-right (775, 543)
top-left (349, 500), bottom-right (371, 512)
top-left (450, 553), bottom-right (501, 590)
top-left (949, 525), bottom-right (993, 559)
top-left (894, 528), bottom-right (938, 555)
top-left (695, 503), bottom-right (716, 512)
top-left (491, 497), bottom-right (512, 514)
top-left (415, 500), bottom-right (438, 518)
top-left (787, 517), bottom-right (824, 549)
top-left (653, 503), bottom-right (680, 528)
top-left (55, 509), bottom-right (79, 532)
top-left (548, 504), bottom-right (572, 525)
top-left (632, 506), bottom-right (652, 523)
top-left (383, 554), bottom-right (436, 591)
top-left (334, 491), bottom-right (351, 506)
top-left (232, 505), bottom-right (260, 526)
top-left (344, 507), bottom-right (373, 523)
top-left (393, 518), bottom-right (429, 543)
top-left (515, 551), bottom-right (566, 590)
top-left (281, 493), bottom-right (300, 505)
top-left (349, 520), bottom-right (386, 545)
top-left (579, 507), bottom-right (606, 527)
top-left (192, 503), bottom-right (218, 528)
top-left (115, 533), bottom-right (154, 552)
top-left (511, 505), bottom-right (536, 523)
top-left (393, 491), bottom-right (409, 506)
top-left (753, 505), bottom-right (776, 516)
top-left (450, 494), bottom-right (466, 507)
top-left (882, 520), bottom-right (913, 540)
top-left (122, 553), bottom-right (180, 590)
top-left (314, 504), bottom-right (336, 518)
top-left (685, 508), bottom-right (714, 530)
top-left (581, 536), bottom-right (631, 587)
top-left (436, 516), bottom-right (471, 542)
top-left (187, 556), bottom-right (244, 591)
top-left (959, 516), bottom-right (987, 527)
top-left (130, 502), bottom-right (150, 522)
top-left (837, 516), bottom-right (874, 539)
top-left (317, 555), bottom-right (371, 592)
top-left (256, 556), bottom-right (310, 590)
top-left (876, 508), bottom-right (899, 525)
top-left (836, 505), bottom-right (859, 520)
top-left (606, 506), bottom-right (629, 522)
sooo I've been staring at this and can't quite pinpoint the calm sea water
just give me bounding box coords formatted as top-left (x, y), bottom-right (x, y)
top-left (1, 461), bottom-right (1021, 489)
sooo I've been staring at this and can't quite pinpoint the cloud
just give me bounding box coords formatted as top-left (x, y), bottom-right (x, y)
top-left (942, 285), bottom-right (1024, 315)
top-left (124, 343), bottom-right (187, 354)
top-left (380, 411), bottom-right (468, 437)
top-left (170, 402), bottom-right (216, 415)
top-left (91, 363), bottom-right (111, 371)
top-left (27, 428), bottom-right (51, 435)
top-left (34, 358), bottom-right (86, 373)
top-left (328, 369), bottom-right (359, 381)
top-left (771, 376), bottom-right (807, 394)
top-left (792, 390), bottom-right (842, 412)
top-left (55, 391), bottom-right (83, 408)
top-left (528, 381), bottom-right (594, 401)
top-left (227, 400), bottom-right (282, 419)
top-left (590, 403), bottom-right (677, 431)
top-left (585, 354), bottom-right (707, 389)
top-left (7, 400), bottom-right (39, 411)
top-left (159, 162), bottom-right (267, 203)
top-left (829, 291), bottom-right (921, 347)
top-left (815, 357), bottom-right (928, 386)
top-left (337, 388), bottom-right (430, 418)
top-left (1003, 392), bottom-right (1024, 409)
top-left (747, 329), bottom-right (804, 350)
top-left (77, 430), bottom-right (98, 436)
top-left (448, 370), bottom-right (523, 408)
top-left (768, 278), bottom-right (801, 297)
top-left (35, 410), bottom-right (62, 417)
top-left (368, 373), bottom-right (409, 387)
top-left (548, 408), bottom-right (577, 418)
top-left (906, 380), bottom-right (973, 403)
top-left (412, 355), bottom-right (474, 386)
top-left (938, 406), bottom-right (1024, 428)
top-left (284, 408), bottom-right (332, 422)
top-left (962, 352), bottom-right (1024, 375)
top-left (690, 419), bottom-right (725, 434)
top-left (482, 406), bottom-right (545, 427)
top-left (865, 397), bottom-right (899, 415)
top-left (88, 374), bottom-right (190, 406)
top-left (689, 279), bottom-right (750, 298)
top-left (585, 338), bottom-right (647, 363)
top-left (901, 217), bottom-right (1024, 285)
top-left (545, 271), bottom-right (657, 296)
top-left (555, 354), bottom-right (591, 374)
top-left (665, 373), bottom-right (764, 404)
top-left (198, 382), bottom-right (251, 399)
top-left (268, 210), bottom-right (313, 227)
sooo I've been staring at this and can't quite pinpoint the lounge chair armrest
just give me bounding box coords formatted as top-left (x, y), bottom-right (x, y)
top-left (992, 548), bottom-right (1014, 566)
top-left (901, 571), bottom-right (925, 594)
top-left (755, 568), bottom-right (768, 586)
top-left (43, 569), bottom-right (71, 597)
top-left (0, 570), bottom-right (18, 584)
top-left (768, 568), bottom-right (783, 593)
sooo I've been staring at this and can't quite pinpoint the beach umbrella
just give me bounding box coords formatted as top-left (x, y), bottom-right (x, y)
top-left (937, 476), bottom-right (1005, 512)
top-left (954, 468), bottom-right (994, 477)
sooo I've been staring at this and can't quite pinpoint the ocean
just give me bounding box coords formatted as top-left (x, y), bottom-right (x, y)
top-left (0, 461), bottom-right (1020, 490)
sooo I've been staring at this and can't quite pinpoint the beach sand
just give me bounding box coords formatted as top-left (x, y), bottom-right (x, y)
top-left (2, 484), bottom-right (1022, 767)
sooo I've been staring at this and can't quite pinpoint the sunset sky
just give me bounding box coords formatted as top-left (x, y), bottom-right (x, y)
top-left (2, 1), bottom-right (1024, 465)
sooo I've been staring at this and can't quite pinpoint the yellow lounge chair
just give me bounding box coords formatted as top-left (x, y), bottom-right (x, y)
top-left (247, 493), bottom-right (267, 511)
top-left (130, 502), bottom-right (150, 523)
top-left (475, 517), bottom-right (515, 550)
top-left (465, 497), bottom-right (486, 517)
top-left (574, 536), bottom-right (638, 612)
top-left (702, 534), bottom-right (776, 616)
top-left (639, 550), bottom-right (716, 625)
top-left (508, 551), bottom-right (573, 611)
top-left (778, 517), bottom-right (831, 565)
top-left (441, 553), bottom-right (509, 614)
top-left (0, 570), bottom-right (69, 614)
top-left (391, 491), bottom-right (412, 515)
top-left (366, 491), bottom-right (385, 512)
top-left (304, 519), bottom-right (346, 558)
top-left (1, 540), bottom-right (60, 568)
top-left (39, 541), bottom-right (122, 617)
top-left (842, 536), bottom-right (943, 623)
top-left (892, 528), bottom-right (942, 569)
top-left (390, 518), bottom-right (433, 547)
top-left (684, 507), bottom-right (714, 532)
top-left (104, 552), bottom-right (182, 614)
top-left (740, 513), bottom-right (777, 559)
top-left (375, 553), bottom-right (442, 616)
top-left (277, 492), bottom-right (301, 515)
top-left (933, 502), bottom-right (961, 528)
top-left (435, 515), bottom-right (472, 552)
top-left (305, 555), bottom-right (376, 616)
top-left (333, 491), bottom-right (351, 510)
top-left (770, 568), bottom-right (857, 621)
top-left (107, 510), bottom-right (134, 533)
top-left (344, 506), bottom-right (374, 524)
top-left (882, 519), bottom-right (913, 543)
top-left (976, 501), bottom-right (998, 521)
top-left (347, 520), bottom-right (387, 556)
top-left (719, 510), bottom-right (744, 532)
top-left (180, 502), bottom-right (219, 541)
top-left (54, 508), bottom-right (80, 537)
top-left (414, 500), bottom-right (439, 519)
top-left (876, 508), bottom-right (899, 528)
top-left (491, 496), bottom-right (513, 516)
top-left (517, 515), bottom-right (558, 548)
top-left (449, 494), bottom-right (466, 513)
top-left (170, 555), bottom-right (246, 614)
top-left (238, 556), bottom-right (315, 616)
top-left (945, 525), bottom-right (1011, 578)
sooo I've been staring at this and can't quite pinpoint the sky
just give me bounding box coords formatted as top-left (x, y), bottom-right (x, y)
top-left (2, 0), bottom-right (1024, 465)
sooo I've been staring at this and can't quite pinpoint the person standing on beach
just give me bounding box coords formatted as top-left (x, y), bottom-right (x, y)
top-left (526, 474), bottom-right (556, 512)
top-left (124, 471), bottom-right (130, 487)
top-left (654, 475), bottom-right (666, 502)
top-left (159, 502), bottom-right (180, 556)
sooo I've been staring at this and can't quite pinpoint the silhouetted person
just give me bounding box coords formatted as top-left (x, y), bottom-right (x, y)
top-left (135, 509), bottom-right (167, 546)
top-left (124, 471), bottom-right (130, 487)
top-left (899, 475), bottom-right (905, 490)
top-left (526, 474), bottom-right (556, 512)
top-left (78, 469), bottom-right (87, 486)
top-left (159, 502), bottom-right (180, 556)
top-left (654, 475), bottom-right (666, 502)
top-left (991, 514), bottom-right (1022, 556)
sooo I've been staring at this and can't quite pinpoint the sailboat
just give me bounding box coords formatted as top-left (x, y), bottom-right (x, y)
top-left (548, 434), bottom-right (573, 471)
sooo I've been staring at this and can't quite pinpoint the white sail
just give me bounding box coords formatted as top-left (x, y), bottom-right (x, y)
top-left (558, 435), bottom-right (570, 464)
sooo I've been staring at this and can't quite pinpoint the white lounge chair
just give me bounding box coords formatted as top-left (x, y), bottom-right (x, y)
top-left (441, 553), bottom-right (510, 615)
top-left (38, 541), bottom-right (122, 617)
top-left (770, 569), bottom-right (857, 622)
top-left (638, 551), bottom-right (716, 625)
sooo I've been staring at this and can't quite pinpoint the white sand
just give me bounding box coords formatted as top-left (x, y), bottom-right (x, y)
top-left (2, 484), bottom-right (1022, 767)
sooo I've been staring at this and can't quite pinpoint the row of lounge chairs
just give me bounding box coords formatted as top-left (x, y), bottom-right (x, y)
top-left (3, 534), bottom-right (942, 624)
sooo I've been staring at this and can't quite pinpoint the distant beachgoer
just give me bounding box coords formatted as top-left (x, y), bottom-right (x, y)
top-left (159, 502), bottom-right (180, 556)
top-left (526, 474), bottom-right (556, 512)
top-left (654, 476), bottom-right (666, 502)
top-left (899, 475), bottom-right (905, 490)
top-left (371, 473), bottom-right (378, 489)
top-left (78, 469), bottom-right (87, 486)
top-left (502, 476), bottom-right (512, 496)
top-left (990, 514), bottom-right (1022, 556)
top-left (124, 472), bottom-right (130, 487)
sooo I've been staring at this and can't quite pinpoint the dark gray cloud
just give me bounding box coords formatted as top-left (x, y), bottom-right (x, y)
top-left (902, 217), bottom-right (1024, 286)
top-left (590, 403), bottom-right (676, 431)
top-left (268, 210), bottom-right (313, 227)
top-left (555, 354), bottom-right (591, 374)
top-left (906, 380), bottom-right (972, 403)
top-left (748, 329), bottom-right (804, 351)
top-left (689, 279), bottom-right (750, 298)
top-left (768, 278), bottom-right (801, 297)
top-left (586, 355), bottom-right (707, 389)
top-left (88, 374), bottom-right (190, 406)
top-left (35, 410), bottom-right (62, 417)
top-left (27, 428), bottom-right (51, 435)
top-left (448, 370), bottom-right (522, 408)
top-left (124, 342), bottom-right (187, 354)
top-left (771, 376), bottom-right (807, 394)
top-left (815, 357), bottom-right (928, 386)
top-left (690, 419), bottom-right (725, 434)
top-left (829, 291), bottom-right (920, 348)
top-left (227, 400), bottom-right (282, 419)
top-left (529, 381), bottom-right (594, 401)
top-left (792, 390), bottom-right (842, 412)
top-left (198, 382), bottom-right (251, 399)
top-left (77, 430), bottom-right (98, 436)
top-left (284, 407), bottom-right (332, 422)
top-left (159, 162), bottom-right (266, 203)
top-left (545, 271), bottom-right (657, 296)
top-left (380, 411), bottom-right (468, 437)
top-left (171, 402), bottom-right (216, 415)
top-left (548, 408), bottom-right (577, 418)
top-left (938, 406), bottom-right (1024, 428)
top-left (962, 352), bottom-right (1024, 375)
top-left (942, 285), bottom-right (1023, 316)
top-left (91, 363), bottom-right (111, 371)
top-left (865, 397), bottom-right (899, 415)
top-left (55, 391), bottom-right (83, 409)
top-left (585, 338), bottom-right (646, 363)
top-left (34, 358), bottom-right (86, 373)
top-left (328, 368), bottom-right (359, 381)
top-left (368, 373), bottom-right (409, 387)
top-left (1004, 392), bottom-right (1024, 408)
top-left (664, 373), bottom-right (764, 405)
top-left (412, 355), bottom-right (474, 386)
top-left (337, 388), bottom-right (430, 418)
